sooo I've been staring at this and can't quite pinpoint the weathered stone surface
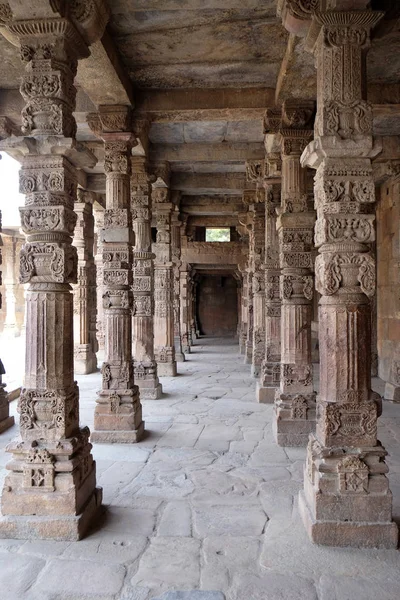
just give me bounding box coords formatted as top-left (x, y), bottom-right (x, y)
top-left (158, 501), bottom-right (192, 537)
top-left (318, 575), bottom-right (400, 600)
top-left (0, 554), bottom-right (45, 599)
top-left (151, 593), bottom-right (225, 600)
top-left (31, 558), bottom-right (126, 599)
top-left (192, 502), bottom-right (267, 537)
top-left (131, 537), bottom-right (201, 589)
top-left (231, 573), bottom-right (318, 600)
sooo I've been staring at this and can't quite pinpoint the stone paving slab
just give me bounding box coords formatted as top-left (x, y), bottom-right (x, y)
top-left (0, 338), bottom-right (400, 600)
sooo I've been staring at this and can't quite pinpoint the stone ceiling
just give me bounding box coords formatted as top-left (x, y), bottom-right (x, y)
top-left (0, 0), bottom-right (400, 227)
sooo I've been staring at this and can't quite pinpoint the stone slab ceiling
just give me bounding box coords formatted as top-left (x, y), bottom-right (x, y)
top-left (107, 1), bottom-right (284, 89)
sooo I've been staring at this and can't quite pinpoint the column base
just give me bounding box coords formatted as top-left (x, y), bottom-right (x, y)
top-left (299, 489), bottom-right (398, 549)
top-left (0, 416), bottom-right (15, 434)
top-left (91, 420), bottom-right (145, 444)
top-left (138, 382), bottom-right (163, 400)
top-left (256, 384), bottom-right (276, 404)
top-left (74, 345), bottom-right (97, 375)
top-left (273, 393), bottom-right (316, 447)
top-left (157, 361), bottom-right (177, 377)
top-left (0, 487), bottom-right (103, 542)
top-left (384, 382), bottom-right (400, 402)
top-left (94, 388), bottom-right (144, 433)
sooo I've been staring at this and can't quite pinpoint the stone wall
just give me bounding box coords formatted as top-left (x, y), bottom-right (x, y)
top-left (376, 179), bottom-right (400, 388)
top-left (197, 274), bottom-right (238, 337)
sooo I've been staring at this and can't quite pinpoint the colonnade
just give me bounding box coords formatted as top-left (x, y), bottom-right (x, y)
top-left (0, 0), bottom-right (397, 550)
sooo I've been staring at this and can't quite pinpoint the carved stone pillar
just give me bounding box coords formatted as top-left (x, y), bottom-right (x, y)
top-left (245, 165), bottom-right (267, 377)
top-left (238, 268), bottom-right (248, 354)
top-left (273, 101), bottom-right (316, 447)
top-left (91, 108), bottom-right (144, 443)
top-left (73, 189), bottom-right (97, 375)
top-left (251, 201), bottom-right (266, 377)
top-left (0, 3), bottom-right (109, 539)
top-left (180, 267), bottom-right (191, 353)
top-left (93, 206), bottom-right (105, 353)
top-left (296, 8), bottom-right (397, 547)
top-left (0, 210), bottom-right (15, 434)
top-left (257, 182), bottom-right (282, 403)
top-left (242, 191), bottom-right (257, 365)
top-left (2, 234), bottom-right (19, 337)
top-left (171, 203), bottom-right (185, 362)
top-left (245, 276), bottom-right (253, 364)
top-left (131, 157), bottom-right (162, 399)
top-left (153, 187), bottom-right (177, 376)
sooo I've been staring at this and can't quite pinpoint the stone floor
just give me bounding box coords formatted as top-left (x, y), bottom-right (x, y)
top-left (0, 337), bottom-right (400, 600)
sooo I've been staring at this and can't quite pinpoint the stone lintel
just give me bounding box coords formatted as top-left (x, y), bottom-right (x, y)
top-left (150, 142), bottom-right (265, 162)
top-left (171, 173), bottom-right (253, 193)
top-left (136, 87), bottom-right (275, 114)
top-left (76, 30), bottom-right (134, 108)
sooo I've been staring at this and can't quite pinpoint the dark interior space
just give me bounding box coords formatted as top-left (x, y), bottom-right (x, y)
top-left (197, 274), bottom-right (238, 337)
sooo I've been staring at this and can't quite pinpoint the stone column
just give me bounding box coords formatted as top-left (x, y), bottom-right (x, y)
top-left (238, 267), bottom-right (248, 355)
top-left (153, 186), bottom-right (177, 376)
top-left (171, 202), bottom-right (185, 362)
top-left (251, 198), bottom-right (266, 377)
top-left (73, 189), bottom-right (97, 375)
top-left (180, 266), bottom-right (191, 353)
top-left (242, 191), bottom-right (257, 365)
top-left (0, 3), bottom-right (108, 539)
top-left (257, 182), bottom-right (282, 403)
top-left (2, 236), bottom-right (18, 337)
top-left (131, 156), bottom-right (162, 399)
top-left (93, 206), bottom-right (105, 353)
top-left (296, 8), bottom-right (397, 547)
top-left (273, 101), bottom-right (316, 447)
top-left (91, 107), bottom-right (144, 443)
top-left (189, 276), bottom-right (198, 341)
top-left (0, 209), bottom-right (15, 434)
top-left (245, 164), bottom-right (267, 376)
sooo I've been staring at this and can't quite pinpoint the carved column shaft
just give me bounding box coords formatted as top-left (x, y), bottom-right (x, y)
top-left (257, 183), bottom-right (281, 403)
top-left (239, 269), bottom-right (248, 354)
top-left (0, 208), bottom-right (15, 433)
top-left (298, 9), bottom-right (397, 548)
top-left (171, 206), bottom-right (185, 362)
top-left (93, 206), bottom-right (105, 352)
top-left (73, 189), bottom-right (97, 374)
top-left (131, 157), bottom-right (162, 399)
top-left (251, 199), bottom-right (266, 377)
top-left (92, 116), bottom-right (144, 443)
top-left (153, 187), bottom-right (177, 376)
top-left (180, 267), bottom-right (191, 353)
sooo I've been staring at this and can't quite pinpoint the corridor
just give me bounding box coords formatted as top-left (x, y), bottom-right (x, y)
top-left (0, 338), bottom-right (400, 599)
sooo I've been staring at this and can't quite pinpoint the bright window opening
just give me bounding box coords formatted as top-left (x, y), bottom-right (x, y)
top-left (205, 228), bottom-right (231, 242)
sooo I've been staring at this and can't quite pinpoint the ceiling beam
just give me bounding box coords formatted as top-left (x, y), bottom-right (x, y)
top-left (171, 172), bottom-right (252, 194)
top-left (150, 142), bottom-right (264, 162)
